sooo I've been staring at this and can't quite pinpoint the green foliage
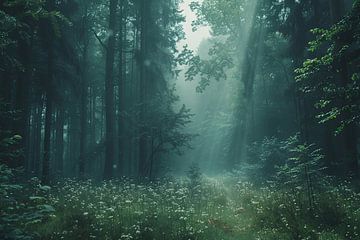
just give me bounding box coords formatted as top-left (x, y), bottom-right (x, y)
top-left (275, 135), bottom-right (326, 210)
top-left (179, 42), bottom-right (235, 92)
top-left (178, 0), bottom-right (257, 92)
top-left (124, 86), bottom-right (196, 178)
top-left (276, 135), bottom-right (325, 188)
top-left (242, 134), bottom-right (325, 188)
top-left (190, 0), bottom-right (249, 36)
top-left (186, 162), bottom-right (202, 198)
top-left (295, 0), bottom-right (360, 133)
top-left (0, 0), bottom-right (70, 73)
top-left (0, 99), bottom-right (23, 167)
top-left (145, 87), bottom-right (196, 156)
top-left (241, 133), bottom-right (328, 208)
top-left (34, 179), bottom-right (240, 240)
top-left (251, 181), bottom-right (360, 240)
top-left (7, 176), bottom-right (354, 240)
top-left (0, 134), bottom-right (23, 166)
top-left (0, 164), bottom-right (55, 240)
top-left (0, 99), bottom-right (54, 239)
top-left (244, 137), bottom-right (286, 181)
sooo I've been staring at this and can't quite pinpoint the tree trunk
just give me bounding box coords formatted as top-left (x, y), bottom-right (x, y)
top-left (42, 91), bottom-right (53, 184)
top-left (118, 0), bottom-right (126, 177)
top-left (55, 105), bottom-right (64, 178)
top-left (138, 0), bottom-right (151, 178)
top-left (103, 0), bottom-right (118, 180)
top-left (228, 6), bottom-right (262, 167)
top-left (41, 0), bottom-right (55, 184)
top-left (67, 104), bottom-right (79, 177)
top-left (14, 38), bottom-right (31, 170)
top-left (79, 44), bottom-right (89, 179)
top-left (30, 98), bottom-right (42, 176)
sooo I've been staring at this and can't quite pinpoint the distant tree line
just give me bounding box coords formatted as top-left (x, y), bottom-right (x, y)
top-left (0, 0), bottom-right (193, 183)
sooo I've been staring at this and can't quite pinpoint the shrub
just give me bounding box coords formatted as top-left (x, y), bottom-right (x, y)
top-left (0, 164), bottom-right (55, 240)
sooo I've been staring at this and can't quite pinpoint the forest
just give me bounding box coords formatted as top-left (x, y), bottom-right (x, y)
top-left (0, 0), bottom-right (359, 239)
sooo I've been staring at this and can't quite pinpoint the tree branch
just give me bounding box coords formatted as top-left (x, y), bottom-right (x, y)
top-left (91, 29), bottom-right (107, 50)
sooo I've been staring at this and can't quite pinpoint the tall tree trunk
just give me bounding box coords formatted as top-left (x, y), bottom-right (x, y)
top-left (42, 91), bottom-right (53, 184)
top-left (129, 23), bottom-right (139, 176)
top-left (228, 3), bottom-right (261, 168)
top-left (118, 0), bottom-right (126, 176)
top-left (55, 105), bottom-right (64, 178)
top-left (67, 104), bottom-right (79, 177)
top-left (103, 0), bottom-right (118, 180)
top-left (291, 1), bottom-right (309, 142)
top-left (14, 37), bottom-right (31, 170)
top-left (89, 80), bottom-right (96, 149)
top-left (79, 44), bottom-right (89, 179)
top-left (29, 97), bottom-right (42, 176)
top-left (41, 0), bottom-right (55, 184)
top-left (138, 0), bottom-right (151, 178)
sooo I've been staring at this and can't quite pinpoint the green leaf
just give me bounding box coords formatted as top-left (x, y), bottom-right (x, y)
top-left (29, 196), bottom-right (46, 201)
top-left (39, 204), bottom-right (55, 213)
top-left (39, 185), bottom-right (51, 191)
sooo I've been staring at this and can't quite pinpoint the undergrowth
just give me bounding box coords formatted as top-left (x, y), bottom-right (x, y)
top-left (18, 176), bottom-right (360, 240)
top-left (1, 160), bottom-right (359, 240)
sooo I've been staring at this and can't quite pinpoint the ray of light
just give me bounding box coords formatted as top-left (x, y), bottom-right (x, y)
top-left (175, 0), bottom-right (261, 174)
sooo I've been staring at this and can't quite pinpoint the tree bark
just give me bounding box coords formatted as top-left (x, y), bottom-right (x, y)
top-left (118, 0), bottom-right (126, 176)
top-left (79, 40), bottom-right (89, 179)
top-left (41, 0), bottom-right (55, 184)
top-left (42, 91), bottom-right (53, 184)
top-left (55, 105), bottom-right (64, 178)
top-left (103, 0), bottom-right (118, 180)
top-left (228, 4), bottom-right (262, 167)
top-left (29, 97), bottom-right (42, 176)
top-left (14, 36), bottom-right (32, 170)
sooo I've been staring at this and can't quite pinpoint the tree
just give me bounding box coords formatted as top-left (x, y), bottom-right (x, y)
top-left (103, 0), bottom-right (118, 180)
top-left (40, 0), bottom-right (56, 184)
top-left (136, 0), bottom-right (186, 178)
top-left (0, 0), bottom-right (189, 181)
top-left (140, 88), bottom-right (195, 179)
top-left (296, 0), bottom-right (360, 176)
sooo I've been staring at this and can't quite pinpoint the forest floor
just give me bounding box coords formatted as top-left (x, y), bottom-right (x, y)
top-left (1, 172), bottom-right (360, 240)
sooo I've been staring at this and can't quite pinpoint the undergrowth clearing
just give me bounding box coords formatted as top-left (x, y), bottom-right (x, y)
top-left (16, 176), bottom-right (360, 240)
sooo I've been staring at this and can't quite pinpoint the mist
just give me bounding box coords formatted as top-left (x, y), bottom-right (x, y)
top-left (1, 0), bottom-right (359, 239)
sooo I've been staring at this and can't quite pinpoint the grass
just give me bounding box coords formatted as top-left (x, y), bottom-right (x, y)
top-left (26, 176), bottom-right (360, 240)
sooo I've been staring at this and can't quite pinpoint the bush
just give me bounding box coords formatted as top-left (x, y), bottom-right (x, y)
top-left (0, 164), bottom-right (55, 240)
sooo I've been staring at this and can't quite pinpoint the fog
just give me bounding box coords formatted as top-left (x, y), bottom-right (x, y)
top-left (1, 0), bottom-right (359, 238)
top-left (174, 0), bottom-right (260, 174)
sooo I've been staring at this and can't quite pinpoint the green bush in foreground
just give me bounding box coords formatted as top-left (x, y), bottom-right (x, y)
top-left (0, 164), bottom-right (55, 240)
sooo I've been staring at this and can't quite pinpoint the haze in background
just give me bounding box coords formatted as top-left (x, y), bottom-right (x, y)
top-left (175, 0), bottom-right (228, 174)
top-left (178, 0), bottom-right (210, 51)
top-left (174, 0), bottom-right (260, 175)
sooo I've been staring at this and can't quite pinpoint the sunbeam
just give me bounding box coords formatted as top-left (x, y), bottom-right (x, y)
top-left (176, 0), bottom-right (261, 173)
top-left (1, 0), bottom-right (359, 238)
